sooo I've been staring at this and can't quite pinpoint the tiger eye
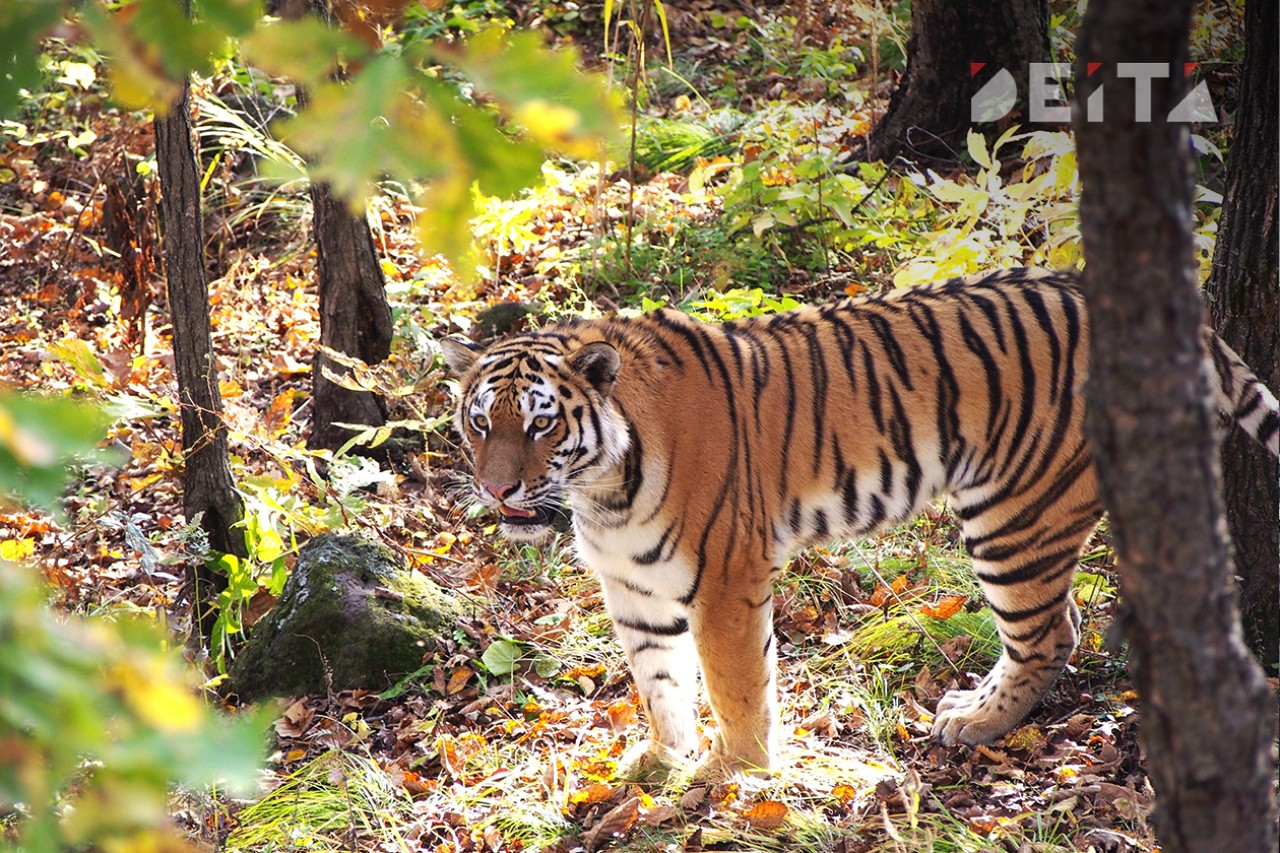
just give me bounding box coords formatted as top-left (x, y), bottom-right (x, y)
top-left (532, 415), bottom-right (553, 431)
top-left (471, 413), bottom-right (490, 432)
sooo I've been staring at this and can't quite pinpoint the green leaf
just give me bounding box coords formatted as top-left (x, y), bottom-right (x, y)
top-left (50, 338), bottom-right (106, 387)
top-left (239, 17), bottom-right (367, 89)
top-left (0, 393), bottom-right (116, 515)
top-left (0, 0), bottom-right (65, 118)
top-left (480, 638), bottom-right (523, 676)
top-left (436, 28), bottom-right (621, 156)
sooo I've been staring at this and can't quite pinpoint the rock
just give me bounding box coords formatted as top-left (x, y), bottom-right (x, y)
top-left (229, 533), bottom-right (464, 701)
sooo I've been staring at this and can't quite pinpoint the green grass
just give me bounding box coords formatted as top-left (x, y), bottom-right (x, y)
top-left (226, 751), bottom-right (417, 851)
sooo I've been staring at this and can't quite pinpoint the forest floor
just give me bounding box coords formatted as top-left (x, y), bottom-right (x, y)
top-left (1, 1), bottom-right (1249, 851)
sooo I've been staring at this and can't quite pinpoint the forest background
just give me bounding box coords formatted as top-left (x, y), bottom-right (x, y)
top-left (0, 1), bottom-right (1275, 852)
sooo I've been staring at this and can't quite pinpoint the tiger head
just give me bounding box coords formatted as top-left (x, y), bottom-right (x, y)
top-left (440, 334), bottom-right (629, 541)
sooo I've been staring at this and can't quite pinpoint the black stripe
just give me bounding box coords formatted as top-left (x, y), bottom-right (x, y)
top-left (976, 547), bottom-right (1079, 586)
top-left (616, 616), bottom-right (689, 636)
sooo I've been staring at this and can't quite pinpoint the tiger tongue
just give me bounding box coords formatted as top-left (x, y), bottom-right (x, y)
top-left (498, 503), bottom-right (537, 519)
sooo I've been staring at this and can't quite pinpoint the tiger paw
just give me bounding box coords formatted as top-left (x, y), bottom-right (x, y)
top-left (689, 746), bottom-right (773, 786)
top-left (931, 687), bottom-right (1022, 746)
top-left (615, 741), bottom-right (690, 786)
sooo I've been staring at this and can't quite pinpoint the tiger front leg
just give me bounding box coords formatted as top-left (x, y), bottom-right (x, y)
top-left (933, 571), bottom-right (1082, 746)
top-left (599, 575), bottom-right (701, 783)
top-left (689, 572), bottom-right (779, 783)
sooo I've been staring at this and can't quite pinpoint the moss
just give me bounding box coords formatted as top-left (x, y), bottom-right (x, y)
top-left (229, 533), bottom-right (464, 701)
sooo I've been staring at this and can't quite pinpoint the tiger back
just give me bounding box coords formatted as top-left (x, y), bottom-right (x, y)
top-left (441, 267), bottom-right (1280, 783)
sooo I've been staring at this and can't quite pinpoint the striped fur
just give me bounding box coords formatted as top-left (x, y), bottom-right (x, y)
top-left (441, 267), bottom-right (1280, 782)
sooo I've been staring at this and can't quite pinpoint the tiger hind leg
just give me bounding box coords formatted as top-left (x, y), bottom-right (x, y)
top-left (933, 491), bottom-right (1101, 746)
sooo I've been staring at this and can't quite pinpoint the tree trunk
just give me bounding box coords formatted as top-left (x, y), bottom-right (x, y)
top-left (154, 76), bottom-right (248, 646)
top-left (866, 0), bottom-right (1049, 162)
top-left (1072, 3), bottom-right (1278, 852)
top-left (1205, 0), bottom-right (1279, 672)
top-left (306, 182), bottom-right (394, 452)
top-left (289, 0), bottom-right (396, 454)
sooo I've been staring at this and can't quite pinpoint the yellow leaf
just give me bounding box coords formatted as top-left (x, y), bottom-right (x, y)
top-left (1005, 725), bottom-right (1047, 753)
top-left (110, 661), bottom-right (202, 733)
top-left (0, 538), bottom-right (34, 561)
top-left (892, 260), bottom-right (940, 288)
top-left (219, 379), bottom-right (244, 399)
top-left (967, 128), bottom-right (992, 169)
top-left (285, 748), bottom-right (308, 762)
top-left (129, 472), bottom-right (165, 492)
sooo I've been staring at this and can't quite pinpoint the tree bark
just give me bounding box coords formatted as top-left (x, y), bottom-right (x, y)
top-left (866, 0), bottom-right (1049, 162)
top-left (155, 76), bottom-right (248, 645)
top-left (306, 182), bottom-right (394, 452)
top-left (1205, 0), bottom-right (1279, 671)
top-left (1072, 3), bottom-right (1278, 852)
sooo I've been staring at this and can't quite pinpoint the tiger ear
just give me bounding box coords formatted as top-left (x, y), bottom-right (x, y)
top-left (440, 336), bottom-right (484, 376)
top-left (569, 341), bottom-right (621, 397)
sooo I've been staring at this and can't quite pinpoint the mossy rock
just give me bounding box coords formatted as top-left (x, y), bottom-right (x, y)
top-left (229, 533), bottom-right (464, 701)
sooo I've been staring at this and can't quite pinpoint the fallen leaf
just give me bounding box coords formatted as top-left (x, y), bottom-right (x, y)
top-left (583, 795), bottom-right (640, 852)
top-left (921, 595), bottom-right (967, 619)
top-left (273, 698), bottom-right (314, 738)
top-left (742, 799), bottom-right (788, 829)
top-left (1005, 725), bottom-right (1047, 753)
top-left (447, 667), bottom-right (472, 695)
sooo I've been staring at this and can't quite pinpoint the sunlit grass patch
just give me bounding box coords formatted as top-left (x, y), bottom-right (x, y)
top-left (226, 751), bottom-right (416, 851)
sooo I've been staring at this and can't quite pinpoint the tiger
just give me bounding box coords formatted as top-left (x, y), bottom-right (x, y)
top-left (440, 267), bottom-right (1280, 783)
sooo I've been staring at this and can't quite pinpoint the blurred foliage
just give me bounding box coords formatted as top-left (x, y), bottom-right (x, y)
top-left (0, 391), bottom-right (115, 517)
top-left (0, 392), bottom-right (265, 852)
top-left (2, 0), bottom-right (621, 271)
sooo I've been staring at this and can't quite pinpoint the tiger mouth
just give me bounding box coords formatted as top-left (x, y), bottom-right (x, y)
top-left (497, 503), bottom-right (554, 527)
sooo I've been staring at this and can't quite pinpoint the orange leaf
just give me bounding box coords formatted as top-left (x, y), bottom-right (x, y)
top-left (743, 799), bottom-right (788, 829)
top-left (869, 574), bottom-right (914, 607)
top-left (568, 783), bottom-right (616, 806)
top-left (263, 390), bottom-right (296, 437)
top-left (446, 667), bottom-right (472, 695)
top-left (921, 595), bottom-right (968, 619)
top-left (831, 784), bottom-right (857, 805)
top-left (605, 699), bottom-right (638, 732)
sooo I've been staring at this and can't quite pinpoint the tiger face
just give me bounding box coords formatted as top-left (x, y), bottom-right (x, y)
top-left (440, 335), bottom-right (628, 541)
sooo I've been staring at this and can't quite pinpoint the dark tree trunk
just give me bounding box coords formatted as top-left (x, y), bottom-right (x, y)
top-left (1072, 2), bottom-right (1278, 852)
top-left (306, 182), bottom-right (394, 452)
top-left (1206, 0), bottom-right (1279, 672)
top-left (289, 0), bottom-right (395, 454)
top-left (154, 76), bottom-right (248, 645)
top-left (866, 0), bottom-right (1049, 162)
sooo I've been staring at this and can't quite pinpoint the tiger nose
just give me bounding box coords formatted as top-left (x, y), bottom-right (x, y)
top-left (482, 481), bottom-right (518, 501)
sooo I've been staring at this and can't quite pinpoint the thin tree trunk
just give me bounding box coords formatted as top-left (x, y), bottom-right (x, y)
top-left (1072, 2), bottom-right (1278, 852)
top-left (154, 75), bottom-right (248, 646)
top-left (1206, 0), bottom-right (1279, 671)
top-left (306, 182), bottom-right (394, 452)
top-left (289, 0), bottom-right (396, 454)
top-left (866, 0), bottom-right (1049, 162)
